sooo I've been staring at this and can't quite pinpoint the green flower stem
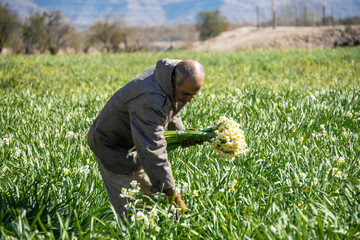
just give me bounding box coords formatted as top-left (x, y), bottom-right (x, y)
top-left (165, 128), bottom-right (216, 151)
top-left (127, 128), bottom-right (216, 155)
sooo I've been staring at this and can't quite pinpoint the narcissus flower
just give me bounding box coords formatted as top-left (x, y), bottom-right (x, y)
top-left (130, 180), bottom-right (138, 187)
top-left (63, 168), bottom-right (69, 174)
top-left (137, 211), bottom-right (145, 220)
top-left (66, 131), bottom-right (74, 138)
top-left (149, 208), bottom-right (157, 216)
top-left (3, 138), bottom-right (10, 145)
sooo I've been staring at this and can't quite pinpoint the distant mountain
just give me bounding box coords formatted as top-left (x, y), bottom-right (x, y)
top-left (2, 0), bottom-right (360, 27)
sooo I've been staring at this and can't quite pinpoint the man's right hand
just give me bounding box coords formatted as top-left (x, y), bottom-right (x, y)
top-left (167, 194), bottom-right (187, 213)
top-left (164, 188), bottom-right (187, 213)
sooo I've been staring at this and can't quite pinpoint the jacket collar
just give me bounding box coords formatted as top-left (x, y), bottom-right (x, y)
top-left (155, 58), bottom-right (181, 108)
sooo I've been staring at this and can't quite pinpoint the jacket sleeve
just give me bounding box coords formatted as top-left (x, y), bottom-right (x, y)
top-left (127, 94), bottom-right (175, 193)
top-left (167, 112), bottom-right (186, 131)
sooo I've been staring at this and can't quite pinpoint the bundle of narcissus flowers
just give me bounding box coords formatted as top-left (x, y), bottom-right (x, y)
top-left (209, 116), bottom-right (248, 160)
top-left (165, 116), bottom-right (248, 161)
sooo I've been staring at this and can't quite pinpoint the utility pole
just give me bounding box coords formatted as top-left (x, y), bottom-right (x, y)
top-left (322, 2), bottom-right (326, 25)
top-left (304, 6), bottom-right (307, 26)
top-left (294, 7), bottom-right (297, 26)
top-left (272, 0), bottom-right (277, 29)
top-left (339, 9), bottom-right (342, 25)
top-left (256, 5), bottom-right (260, 29)
top-left (331, 6), bottom-right (334, 26)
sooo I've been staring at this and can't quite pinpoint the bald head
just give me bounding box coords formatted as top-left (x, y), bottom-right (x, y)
top-left (172, 60), bottom-right (204, 104)
top-left (173, 60), bottom-right (204, 87)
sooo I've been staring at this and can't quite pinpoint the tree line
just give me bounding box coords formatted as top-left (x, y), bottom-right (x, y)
top-left (0, 3), bottom-right (231, 54)
top-left (0, 4), bottom-right (82, 54)
top-left (1, 2), bottom-right (358, 54)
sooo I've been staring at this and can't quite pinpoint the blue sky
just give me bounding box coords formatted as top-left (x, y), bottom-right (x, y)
top-left (2, 0), bottom-right (360, 27)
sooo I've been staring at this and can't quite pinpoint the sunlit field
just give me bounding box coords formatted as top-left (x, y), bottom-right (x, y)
top-left (1, 48), bottom-right (359, 239)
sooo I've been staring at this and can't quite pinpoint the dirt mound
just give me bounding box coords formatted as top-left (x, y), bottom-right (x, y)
top-left (192, 25), bottom-right (360, 51)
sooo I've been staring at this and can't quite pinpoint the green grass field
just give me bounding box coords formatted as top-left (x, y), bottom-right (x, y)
top-left (1, 47), bottom-right (360, 239)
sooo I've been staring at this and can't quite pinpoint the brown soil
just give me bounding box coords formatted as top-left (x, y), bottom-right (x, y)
top-left (192, 25), bottom-right (360, 51)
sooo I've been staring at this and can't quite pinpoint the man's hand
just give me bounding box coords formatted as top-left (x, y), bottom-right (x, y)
top-left (181, 139), bottom-right (203, 148)
top-left (181, 128), bottom-right (203, 148)
top-left (167, 194), bottom-right (187, 213)
top-left (164, 188), bottom-right (187, 213)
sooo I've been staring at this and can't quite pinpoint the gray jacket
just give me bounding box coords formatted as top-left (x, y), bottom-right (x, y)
top-left (87, 58), bottom-right (186, 193)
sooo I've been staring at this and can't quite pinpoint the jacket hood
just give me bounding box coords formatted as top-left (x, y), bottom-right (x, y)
top-left (155, 58), bottom-right (181, 107)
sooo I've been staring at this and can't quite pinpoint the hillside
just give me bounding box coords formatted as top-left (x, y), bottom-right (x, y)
top-left (192, 25), bottom-right (360, 51)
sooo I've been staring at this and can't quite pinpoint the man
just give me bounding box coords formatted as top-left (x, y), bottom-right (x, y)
top-left (87, 58), bottom-right (204, 215)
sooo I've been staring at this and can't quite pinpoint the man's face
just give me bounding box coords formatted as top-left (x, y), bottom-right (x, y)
top-left (173, 77), bottom-right (203, 104)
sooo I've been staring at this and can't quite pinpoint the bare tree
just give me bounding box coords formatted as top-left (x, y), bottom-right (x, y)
top-left (0, 3), bottom-right (21, 53)
top-left (276, 0), bottom-right (322, 26)
top-left (23, 12), bottom-right (48, 54)
top-left (277, 1), bottom-right (295, 26)
top-left (128, 23), bottom-right (197, 51)
top-left (86, 15), bottom-right (126, 53)
top-left (46, 11), bottom-right (71, 54)
top-left (8, 26), bottom-right (23, 53)
top-left (60, 26), bottom-right (84, 53)
top-left (174, 23), bottom-right (197, 48)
